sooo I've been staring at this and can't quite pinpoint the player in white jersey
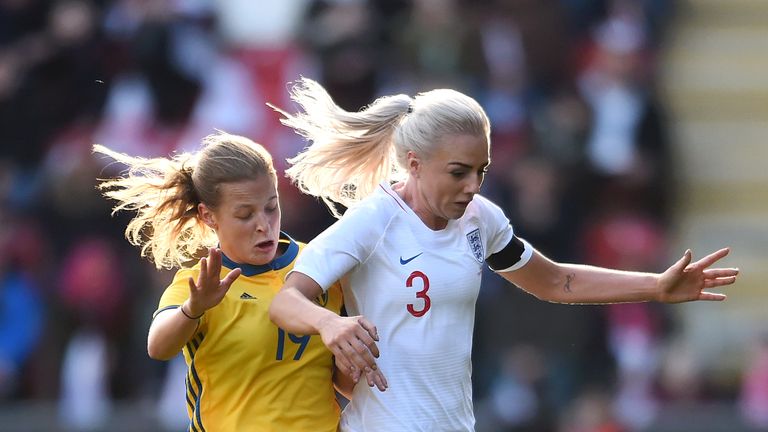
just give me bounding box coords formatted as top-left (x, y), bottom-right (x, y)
top-left (268, 78), bottom-right (739, 432)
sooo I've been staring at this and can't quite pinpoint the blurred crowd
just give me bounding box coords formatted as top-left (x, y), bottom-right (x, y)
top-left (0, 0), bottom-right (764, 431)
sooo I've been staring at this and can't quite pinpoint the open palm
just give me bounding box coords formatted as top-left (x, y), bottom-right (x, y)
top-left (186, 247), bottom-right (242, 316)
top-left (657, 248), bottom-right (738, 303)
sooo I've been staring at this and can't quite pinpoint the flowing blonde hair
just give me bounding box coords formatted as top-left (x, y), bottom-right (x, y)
top-left (94, 132), bottom-right (276, 269)
top-left (273, 77), bottom-right (490, 217)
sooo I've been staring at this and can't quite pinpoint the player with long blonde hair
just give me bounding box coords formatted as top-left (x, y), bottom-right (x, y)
top-left (269, 78), bottom-right (739, 432)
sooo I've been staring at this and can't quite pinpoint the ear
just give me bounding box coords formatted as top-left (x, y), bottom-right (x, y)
top-left (406, 150), bottom-right (421, 178)
top-left (198, 203), bottom-right (217, 230)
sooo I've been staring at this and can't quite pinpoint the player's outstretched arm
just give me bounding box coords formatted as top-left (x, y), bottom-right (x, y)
top-left (147, 248), bottom-right (241, 360)
top-left (499, 247), bottom-right (738, 305)
top-left (270, 272), bottom-right (388, 391)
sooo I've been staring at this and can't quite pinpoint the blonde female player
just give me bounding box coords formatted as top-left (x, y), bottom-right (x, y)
top-left (268, 78), bottom-right (739, 432)
top-left (94, 132), bottom-right (351, 432)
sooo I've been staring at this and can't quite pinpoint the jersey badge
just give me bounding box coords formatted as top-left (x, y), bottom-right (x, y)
top-left (466, 228), bottom-right (484, 263)
top-left (315, 291), bottom-right (329, 307)
top-left (240, 292), bottom-right (257, 300)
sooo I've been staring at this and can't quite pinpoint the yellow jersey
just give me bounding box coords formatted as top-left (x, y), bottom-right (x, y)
top-left (153, 232), bottom-right (343, 432)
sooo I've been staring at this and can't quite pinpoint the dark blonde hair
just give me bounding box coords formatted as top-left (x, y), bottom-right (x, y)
top-left (94, 132), bottom-right (277, 269)
top-left (273, 77), bottom-right (490, 217)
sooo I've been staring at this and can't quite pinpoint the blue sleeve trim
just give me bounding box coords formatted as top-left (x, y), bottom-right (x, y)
top-left (152, 305), bottom-right (180, 320)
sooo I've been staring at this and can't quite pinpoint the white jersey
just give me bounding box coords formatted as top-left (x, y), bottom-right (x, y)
top-left (292, 183), bottom-right (532, 432)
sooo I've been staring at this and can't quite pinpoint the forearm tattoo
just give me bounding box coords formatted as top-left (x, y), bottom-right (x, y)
top-left (563, 273), bottom-right (575, 293)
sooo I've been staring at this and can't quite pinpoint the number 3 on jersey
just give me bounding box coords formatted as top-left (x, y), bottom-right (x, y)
top-left (406, 270), bottom-right (431, 317)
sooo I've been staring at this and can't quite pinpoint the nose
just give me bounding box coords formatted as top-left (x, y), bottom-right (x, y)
top-left (254, 212), bottom-right (269, 233)
top-left (465, 176), bottom-right (482, 194)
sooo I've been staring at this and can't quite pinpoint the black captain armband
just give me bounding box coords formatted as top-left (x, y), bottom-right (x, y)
top-left (486, 235), bottom-right (526, 271)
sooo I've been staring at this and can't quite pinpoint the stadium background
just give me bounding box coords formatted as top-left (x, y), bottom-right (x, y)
top-left (0, 0), bottom-right (765, 430)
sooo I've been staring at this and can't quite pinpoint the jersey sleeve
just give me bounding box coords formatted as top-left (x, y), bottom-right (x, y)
top-left (473, 195), bottom-right (515, 256)
top-left (291, 200), bottom-right (389, 292)
top-left (153, 267), bottom-right (197, 319)
top-left (474, 195), bottom-right (533, 272)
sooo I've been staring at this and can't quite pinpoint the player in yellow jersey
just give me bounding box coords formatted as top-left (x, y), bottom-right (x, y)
top-left (94, 131), bottom-right (358, 431)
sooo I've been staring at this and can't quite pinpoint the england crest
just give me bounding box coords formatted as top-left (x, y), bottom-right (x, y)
top-left (466, 228), bottom-right (484, 263)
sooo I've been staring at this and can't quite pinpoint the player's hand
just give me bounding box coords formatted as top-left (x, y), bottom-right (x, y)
top-left (656, 247), bottom-right (738, 303)
top-left (333, 355), bottom-right (388, 392)
top-left (319, 315), bottom-right (387, 390)
top-left (362, 364), bottom-right (388, 392)
top-left (185, 247), bottom-right (242, 316)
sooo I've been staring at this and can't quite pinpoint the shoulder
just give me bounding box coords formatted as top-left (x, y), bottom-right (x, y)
top-left (336, 185), bottom-right (402, 230)
top-left (155, 264), bottom-right (200, 312)
top-left (463, 194), bottom-right (515, 254)
top-left (351, 185), bottom-right (402, 217)
top-left (297, 186), bottom-right (401, 269)
top-left (465, 194), bottom-right (507, 220)
top-left (170, 264), bottom-right (200, 284)
top-left (161, 264), bottom-right (200, 297)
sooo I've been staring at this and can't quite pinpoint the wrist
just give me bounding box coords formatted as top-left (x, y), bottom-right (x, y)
top-left (315, 312), bottom-right (338, 335)
top-left (652, 274), bottom-right (666, 303)
top-left (180, 301), bottom-right (205, 320)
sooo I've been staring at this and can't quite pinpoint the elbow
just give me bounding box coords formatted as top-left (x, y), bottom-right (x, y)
top-left (147, 333), bottom-right (177, 361)
top-left (147, 345), bottom-right (173, 361)
top-left (525, 275), bottom-right (566, 303)
top-left (530, 262), bottom-right (575, 303)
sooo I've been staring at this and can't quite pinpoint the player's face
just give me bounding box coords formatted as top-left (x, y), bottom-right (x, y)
top-left (415, 133), bottom-right (489, 225)
top-left (200, 176), bottom-right (281, 266)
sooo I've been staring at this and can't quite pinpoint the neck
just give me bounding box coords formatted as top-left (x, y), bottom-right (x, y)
top-left (394, 181), bottom-right (448, 231)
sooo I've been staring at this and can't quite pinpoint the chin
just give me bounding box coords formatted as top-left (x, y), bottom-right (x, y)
top-left (258, 251), bottom-right (278, 264)
top-left (244, 249), bottom-right (275, 266)
top-left (448, 208), bottom-right (468, 219)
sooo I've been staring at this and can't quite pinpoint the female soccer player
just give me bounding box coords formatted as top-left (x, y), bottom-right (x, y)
top-left (268, 78), bottom-right (739, 431)
top-left (95, 132), bottom-right (349, 431)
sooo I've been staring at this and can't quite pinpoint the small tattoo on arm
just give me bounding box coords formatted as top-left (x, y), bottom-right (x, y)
top-left (563, 273), bottom-right (575, 293)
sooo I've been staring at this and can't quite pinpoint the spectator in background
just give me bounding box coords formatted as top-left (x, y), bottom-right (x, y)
top-left (577, 13), bottom-right (671, 222)
top-left (0, 0), bottom-right (107, 167)
top-left (213, 0), bottom-right (309, 146)
top-left (474, 345), bottom-right (550, 432)
top-left (655, 339), bottom-right (706, 403)
top-left (581, 211), bottom-right (669, 429)
top-left (739, 335), bottom-right (768, 429)
top-left (97, 0), bottom-right (204, 157)
top-left (558, 388), bottom-right (625, 432)
top-left (392, 0), bottom-right (484, 90)
top-left (0, 220), bottom-right (44, 399)
top-left (300, 0), bottom-right (382, 111)
top-left (57, 237), bottom-right (126, 430)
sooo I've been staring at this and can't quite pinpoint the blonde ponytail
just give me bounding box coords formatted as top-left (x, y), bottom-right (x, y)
top-left (274, 78), bottom-right (491, 217)
top-left (272, 77), bottom-right (411, 217)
